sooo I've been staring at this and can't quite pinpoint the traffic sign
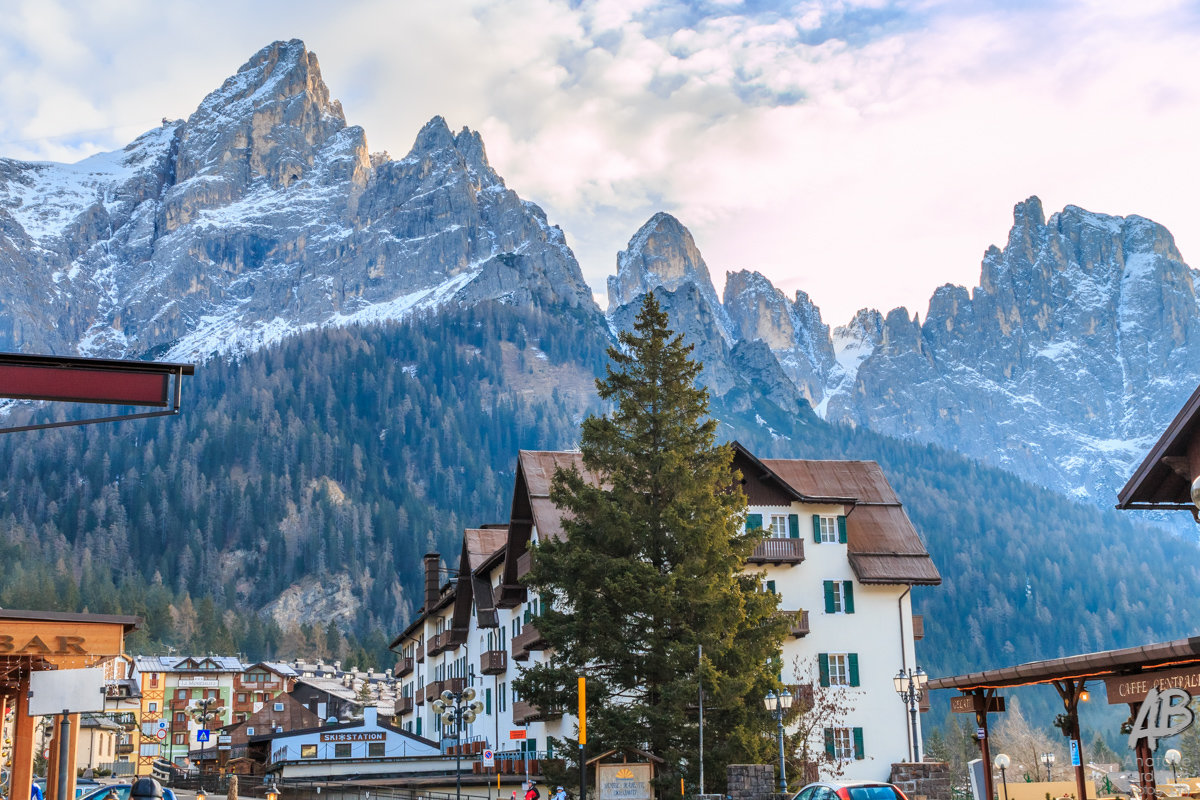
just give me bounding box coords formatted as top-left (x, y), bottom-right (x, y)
top-left (483, 749), bottom-right (494, 766)
top-left (157, 720), bottom-right (167, 730)
top-left (509, 730), bottom-right (526, 740)
top-left (1070, 740), bottom-right (1081, 767)
top-left (197, 729), bottom-right (211, 742)
top-left (155, 729), bottom-right (167, 741)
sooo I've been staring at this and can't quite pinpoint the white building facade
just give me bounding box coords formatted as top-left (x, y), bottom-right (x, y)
top-left (390, 444), bottom-right (939, 785)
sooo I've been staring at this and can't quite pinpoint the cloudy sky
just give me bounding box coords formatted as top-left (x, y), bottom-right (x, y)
top-left (2, 0), bottom-right (1198, 325)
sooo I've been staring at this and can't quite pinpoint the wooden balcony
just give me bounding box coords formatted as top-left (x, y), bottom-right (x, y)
top-left (395, 657), bottom-right (414, 678)
top-left (415, 685), bottom-right (425, 705)
top-left (513, 700), bottom-right (561, 724)
top-left (785, 610), bottom-right (809, 638)
top-left (395, 696), bottom-right (414, 715)
top-left (427, 631), bottom-right (453, 657)
top-left (416, 642), bottom-right (425, 663)
top-left (746, 538), bottom-right (805, 565)
top-left (425, 677), bottom-right (466, 700)
top-left (512, 622), bottom-right (546, 661)
top-left (116, 742), bottom-right (135, 755)
top-left (913, 614), bottom-right (924, 641)
top-left (481, 649), bottom-right (508, 675)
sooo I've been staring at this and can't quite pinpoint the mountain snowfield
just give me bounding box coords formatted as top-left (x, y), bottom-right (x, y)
top-left (1, 39), bottom-right (1198, 509)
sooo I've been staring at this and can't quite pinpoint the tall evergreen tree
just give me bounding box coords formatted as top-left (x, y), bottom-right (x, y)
top-left (517, 292), bottom-right (787, 792)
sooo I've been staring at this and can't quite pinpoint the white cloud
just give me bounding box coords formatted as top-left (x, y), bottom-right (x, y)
top-left (2, 0), bottom-right (1200, 326)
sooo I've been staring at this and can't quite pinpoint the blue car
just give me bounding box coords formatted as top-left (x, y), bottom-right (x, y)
top-left (77, 785), bottom-right (178, 800)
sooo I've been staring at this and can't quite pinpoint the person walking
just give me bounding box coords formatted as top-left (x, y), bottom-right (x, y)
top-left (525, 782), bottom-right (540, 800)
top-left (551, 786), bottom-right (567, 800)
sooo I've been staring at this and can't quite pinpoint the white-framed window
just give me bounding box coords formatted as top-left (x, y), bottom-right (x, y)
top-left (823, 580), bottom-right (854, 614)
top-left (274, 702), bottom-right (284, 711)
top-left (246, 727), bottom-right (255, 736)
top-left (828, 654), bottom-right (849, 686)
top-left (818, 516), bottom-right (839, 543)
top-left (832, 727), bottom-right (855, 760)
top-left (768, 514), bottom-right (788, 538)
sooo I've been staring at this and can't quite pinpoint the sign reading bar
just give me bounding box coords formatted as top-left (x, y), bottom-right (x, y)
top-left (951, 695), bottom-right (1006, 714)
top-left (1105, 666), bottom-right (1200, 705)
top-left (320, 731), bottom-right (385, 743)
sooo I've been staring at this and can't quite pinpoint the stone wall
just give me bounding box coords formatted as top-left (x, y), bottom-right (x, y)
top-left (728, 764), bottom-right (778, 800)
top-left (890, 761), bottom-right (952, 800)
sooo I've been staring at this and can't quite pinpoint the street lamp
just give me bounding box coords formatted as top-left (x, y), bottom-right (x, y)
top-left (994, 754), bottom-right (1010, 800)
top-left (1166, 749), bottom-right (1182, 783)
top-left (893, 667), bottom-right (928, 762)
top-left (1041, 752), bottom-right (1055, 782)
top-left (432, 687), bottom-right (485, 800)
top-left (763, 689), bottom-right (794, 794)
top-left (186, 696), bottom-right (226, 792)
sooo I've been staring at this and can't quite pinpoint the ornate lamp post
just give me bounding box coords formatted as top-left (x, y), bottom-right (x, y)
top-left (763, 689), bottom-right (794, 794)
top-left (1041, 752), bottom-right (1055, 782)
top-left (893, 667), bottom-right (928, 762)
top-left (432, 687), bottom-right (485, 800)
top-left (187, 696), bottom-right (226, 792)
top-left (994, 754), bottom-right (1011, 800)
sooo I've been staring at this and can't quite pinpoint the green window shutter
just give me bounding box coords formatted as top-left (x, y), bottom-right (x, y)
top-left (848, 653), bottom-right (860, 687)
top-left (853, 727), bottom-right (865, 760)
top-left (547, 739), bottom-right (554, 758)
top-left (766, 580), bottom-right (776, 594)
top-left (788, 514), bottom-right (800, 538)
top-left (824, 728), bottom-right (835, 758)
top-left (823, 581), bottom-right (835, 613)
top-left (818, 653), bottom-right (830, 687)
top-left (416, 718), bottom-right (422, 736)
top-left (486, 688), bottom-right (492, 715)
top-left (812, 514), bottom-right (821, 543)
top-left (844, 581), bottom-right (855, 614)
top-left (747, 513), bottom-right (763, 530)
top-left (837, 515), bottom-right (848, 543)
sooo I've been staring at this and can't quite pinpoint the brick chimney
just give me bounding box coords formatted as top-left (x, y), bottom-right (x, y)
top-left (423, 553), bottom-right (441, 612)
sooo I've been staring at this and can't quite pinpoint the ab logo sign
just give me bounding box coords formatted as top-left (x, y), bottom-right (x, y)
top-left (1127, 687), bottom-right (1195, 750)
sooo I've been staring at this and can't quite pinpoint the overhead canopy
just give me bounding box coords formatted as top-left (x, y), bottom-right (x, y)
top-left (1117, 381), bottom-right (1200, 512)
top-left (928, 634), bottom-right (1200, 691)
top-left (0, 352), bottom-right (195, 433)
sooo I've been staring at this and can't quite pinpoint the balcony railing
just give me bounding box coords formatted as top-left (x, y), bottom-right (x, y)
top-left (425, 677), bottom-right (466, 700)
top-left (746, 538), bottom-right (805, 565)
top-left (912, 614), bottom-right (924, 641)
top-left (511, 623), bottom-right (546, 661)
top-left (395, 696), bottom-right (414, 715)
top-left (428, 631), bottom-right (453, 657)
top-left (416, 642), bottom-right (425, 663)
top-left (116, 742), bottom-right (135, 755)
top-left (512, 700), bottom-right (561, 725)
top-left (785, 610), bottom-right (809, 638)
top-left (481, 649), bottom-right (508, 675)
top-left (472, 752), bottom-right (551, 775)
top-left (396, 657), bottom-right (414, 678)
top-left (415, 685), bottom-right (425, 705)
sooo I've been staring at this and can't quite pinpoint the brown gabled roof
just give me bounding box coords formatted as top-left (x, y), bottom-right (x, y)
top-left (1117, 381), bottom-right (1200, 512)
top-left (518, 450), bottom-right (584, 543)
top-left (465, 528), bottom-right (508, 570)
top-left (738, 444), bottom-right (940, 586)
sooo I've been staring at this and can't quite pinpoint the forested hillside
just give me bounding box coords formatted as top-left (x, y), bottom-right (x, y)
top-left (0, 298), bottom-right (1194, 745)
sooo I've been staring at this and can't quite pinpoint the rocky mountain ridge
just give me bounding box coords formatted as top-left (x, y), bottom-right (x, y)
top-left (0, 39), bottom-right (597, 362)
top-left (609, 200), bottom-right (1200, 503)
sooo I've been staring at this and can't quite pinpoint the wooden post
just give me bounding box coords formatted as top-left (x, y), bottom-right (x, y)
top-left (12, 675), bottom-right (37, 800)
top-left (66, 713), bottom-right (80, 800)
top-left (1130, 701), bottom-right (1157, 800)
top-left (975, 691), bottom-right (995, 800)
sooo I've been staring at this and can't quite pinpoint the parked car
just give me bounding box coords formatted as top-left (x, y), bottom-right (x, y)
top-left (791, 781), bottom-right (911, 800)
top-left (77, 784), bottom-right (178, 800)
top-left (33, 779), bottom-right (101, 800)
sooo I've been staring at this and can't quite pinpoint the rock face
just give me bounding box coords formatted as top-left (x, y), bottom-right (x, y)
top-left (672, 197), bottom-right (1200, 502)
top-left (831, 198), bottom-right (1200, 498)
top-left (0, 39), bottom-right (596, 360)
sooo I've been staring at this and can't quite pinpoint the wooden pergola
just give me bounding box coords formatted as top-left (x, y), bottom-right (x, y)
top-left (0, 610), bottom-right (141, 800)
top-left (930, 637), bottom-right (1200, 800)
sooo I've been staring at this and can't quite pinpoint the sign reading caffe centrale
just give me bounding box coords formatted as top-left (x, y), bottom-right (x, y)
top-left (1104, 666), bottom-right (1200, 704)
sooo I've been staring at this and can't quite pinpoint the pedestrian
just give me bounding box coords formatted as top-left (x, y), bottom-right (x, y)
top-left (551, 786), bottom-right (567, 800)
top-left (525, 782), bottom-right (541, 800)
